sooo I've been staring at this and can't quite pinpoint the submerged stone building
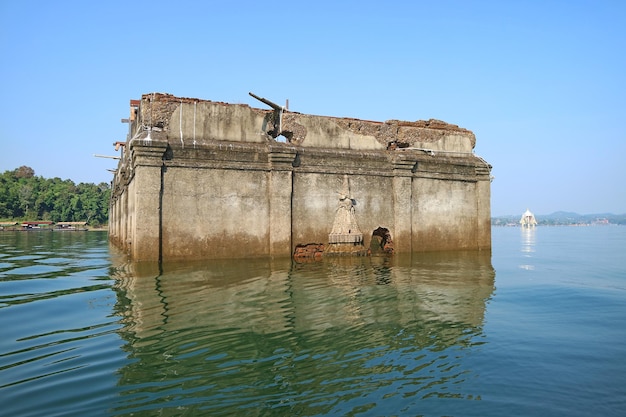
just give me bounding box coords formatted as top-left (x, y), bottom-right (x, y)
top-left (109, 93), bottom-right (492, 261)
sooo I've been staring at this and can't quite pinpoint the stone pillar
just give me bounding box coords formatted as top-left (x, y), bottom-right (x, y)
top-left (109, 180), bottom-right (125, 250)
top-left (268, 147), bottom-right (296, 257)
top-left (128, 139), bottom-right (168, 261)
top-left (476, 178), bottom-right (492, 250)
top-left (120, 187), bottom-right (129, 253)
top-left (112, 196), bottom-right (120, 248)
top-left (108, 196), bottom-right (116, 242)
top-left (392, 158), bottom-right (416, 253)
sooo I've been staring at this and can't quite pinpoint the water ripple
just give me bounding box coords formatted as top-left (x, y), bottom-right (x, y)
top-left (16, 230), bottom-right (626, 416)
top-left (105, 254), bottom-right (495, 416)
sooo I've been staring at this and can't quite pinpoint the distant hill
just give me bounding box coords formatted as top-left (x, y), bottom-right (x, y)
top-left (492, 212), bottom-right (626, 226)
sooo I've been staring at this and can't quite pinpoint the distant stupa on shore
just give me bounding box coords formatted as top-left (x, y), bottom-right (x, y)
top-left (520, 208), bottom-right (538, 227)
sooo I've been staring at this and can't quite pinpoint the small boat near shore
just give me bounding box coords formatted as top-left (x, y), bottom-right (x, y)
top-left (54, 222), bottom-right (88, 231)
top-left (1, 221), bottom-right (90, 231)
top-left (20, 221), bottom-right (54, 231)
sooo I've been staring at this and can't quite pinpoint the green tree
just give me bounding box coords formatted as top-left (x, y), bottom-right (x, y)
top-left (0, 167), bottom-right (110, 225)
top-left (18, 183), bottom-right (34, 217)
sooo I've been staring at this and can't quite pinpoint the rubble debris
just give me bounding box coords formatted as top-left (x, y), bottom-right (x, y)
top-left (336, 117), bottom-right (476, 149)
top-left (386, 141), bottom-right (410, 150)
top-left (293, 243), bottom-right (325, 261)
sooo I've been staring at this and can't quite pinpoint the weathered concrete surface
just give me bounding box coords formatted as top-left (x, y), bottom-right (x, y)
top-left (109, 93), bottom-right (492, 261)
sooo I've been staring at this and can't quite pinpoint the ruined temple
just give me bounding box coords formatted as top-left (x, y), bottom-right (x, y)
top-left (109, 93), bottom-right (492, 261)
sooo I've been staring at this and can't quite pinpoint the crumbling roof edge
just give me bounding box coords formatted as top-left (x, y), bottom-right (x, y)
top-left (138, 92), bottom-right (474, 136)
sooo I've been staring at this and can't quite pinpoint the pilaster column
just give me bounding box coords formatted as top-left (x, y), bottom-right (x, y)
top-left (476, 177), bottom-right (492, 250)
top-left (128, 138), bottom-right (168, 261)
top-left (268, 147), bottom-right (296, 257)
top-left (392, 158), bottom-right (417, 253)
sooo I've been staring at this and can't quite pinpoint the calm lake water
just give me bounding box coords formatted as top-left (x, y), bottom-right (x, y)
top-left (1, 227), bottom-right (625, 416)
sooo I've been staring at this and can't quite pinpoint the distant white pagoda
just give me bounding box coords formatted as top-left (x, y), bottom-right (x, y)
top-left (520, 209), bottom-right (537, 228)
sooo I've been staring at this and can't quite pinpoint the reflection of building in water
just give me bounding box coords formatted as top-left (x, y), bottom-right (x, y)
top-left (521, 227), bottom-right (536, 253)
top-left (519, 226), bottom-right (536, 270)
top-left (520, 208), bottom-right (537, 228)
top-left (110, 253), bottom-right (495, 413)
top-left (112, 253), bottom-right (495, 344)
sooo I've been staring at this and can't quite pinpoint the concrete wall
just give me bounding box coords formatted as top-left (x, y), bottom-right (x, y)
top-left (110, 93), bottom-right (492, 261)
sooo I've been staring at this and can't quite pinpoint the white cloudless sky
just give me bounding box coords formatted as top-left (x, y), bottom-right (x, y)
top-left (1, 0), bottom-right (624, 216)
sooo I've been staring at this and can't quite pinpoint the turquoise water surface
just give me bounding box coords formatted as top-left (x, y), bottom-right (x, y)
top-left (0, 227), bottom-right (625, 416)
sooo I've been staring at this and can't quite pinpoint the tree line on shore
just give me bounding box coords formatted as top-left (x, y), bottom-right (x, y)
top-left (0, 166), bottom-right (110, 227)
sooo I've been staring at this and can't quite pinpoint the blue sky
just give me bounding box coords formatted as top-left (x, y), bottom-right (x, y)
top-left (1, 0), bottom-right (624, 216)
